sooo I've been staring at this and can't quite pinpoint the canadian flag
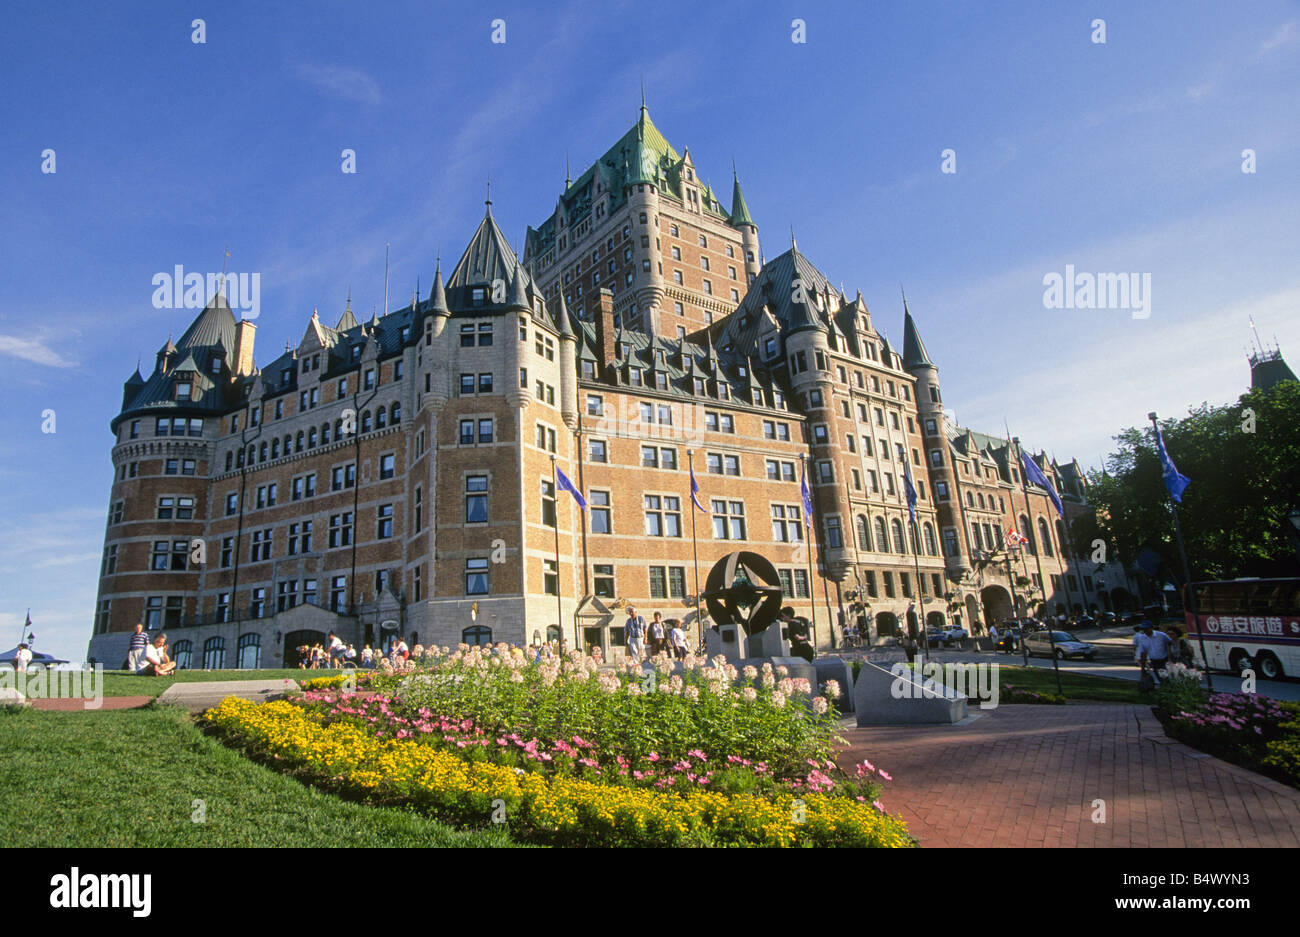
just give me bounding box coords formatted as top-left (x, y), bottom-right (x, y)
top-left (1007, 528), bottom-right (1029, 546)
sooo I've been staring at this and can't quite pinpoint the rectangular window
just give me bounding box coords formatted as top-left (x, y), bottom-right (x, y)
top-left (328, 512), bottom-right (354, 548)
top-left (711, 500), bottom-right (746, 540)
top-left (593, 563), bottom-right (615, 597)
top-left (588, 438), bottom-right (607, 463)
top-left (465, 558), bottom-right (489, 595)
top-left (377, 503), bottom-right (393, 539)
top-left (541, 479), bottom-right (557, 527)
top-left (590, 490), bottom-right (611, 534)
top-left (330, 576), bottom-right (347, 612)
top-left (466, 475), bottom-right (488, 523)
top-left (380, 453), bottom-right (395, 479)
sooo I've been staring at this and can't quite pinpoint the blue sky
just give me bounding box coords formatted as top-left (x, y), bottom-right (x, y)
top-left (2, 1), bottom-right (1297, 660)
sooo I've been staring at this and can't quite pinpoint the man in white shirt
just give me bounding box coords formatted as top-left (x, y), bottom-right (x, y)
top-left (138, 635), bottom-right (176, 676)
top-left (1139, 622), bottom-right (1174, 682)
top-left (327, 632), bottom-right (346, 668)
top-left (13, 644), bottom-right (32, 673)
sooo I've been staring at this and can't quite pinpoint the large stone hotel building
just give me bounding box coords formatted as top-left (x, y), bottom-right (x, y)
top-left (88, 106), bottom-right (1136, 668)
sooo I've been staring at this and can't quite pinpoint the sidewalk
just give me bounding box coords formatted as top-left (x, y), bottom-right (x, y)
top-left (837, 703), bottom-right (1300, 848)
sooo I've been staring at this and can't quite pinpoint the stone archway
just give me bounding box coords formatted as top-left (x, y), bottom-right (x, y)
top-left (964, 595), bottom-right (981, 633)
top-left (875, 611), bottom-right (899, 637)
top-left (926, 611), bottom-right (946, 629)
top-left (980, 585), bottom-right (1013, 629)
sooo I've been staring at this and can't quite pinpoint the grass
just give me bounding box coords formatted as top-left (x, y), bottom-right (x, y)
top-left (97, 667), bottom-right (319, 698)
top-left (0, 705), bottom-right (519, 847)
top-left (905, 661), bottom-right (1145, 704)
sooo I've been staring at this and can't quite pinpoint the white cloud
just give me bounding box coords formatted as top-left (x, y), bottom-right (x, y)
top-left (293, 63), bottom-right (382, 104)
top-left (0, 334), bottom-right (76, 367)
top-left (1259, 20), bottom-right (1297, 54)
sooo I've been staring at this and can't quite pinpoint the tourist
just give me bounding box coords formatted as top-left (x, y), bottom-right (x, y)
top-left (1131, 625), bottom-right (1145, 666)
top-left (1168, 626), bottom-right (1195, 667)
top-left (126, 623), bottom-right (149, 672)
top-left (361, 645), bottom-right (374, 668)
top-left (1139, 622), bottom-right (1173, 683)
top-left (669, 622), bottom-right (687, 660)
top-left (138, 634), bottom-right (177, 676)
top-left (624, 606), bottom-right (647, 661)
top-left (345, 644), bottom-right (357, 665)
top-left (988, 624), bottom-right (999, 654)
top-left (14, 643), bottom-right (32, 674)
top-left (648, 612), bottom-right (666, 657)
top-left (327, 632), bottom-right (346, 667)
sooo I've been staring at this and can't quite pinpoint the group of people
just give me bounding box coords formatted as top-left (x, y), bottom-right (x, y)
top-left (1132, 614), bottom-right (1195, 684)
top-left (296, 633), bottom-right (411, 669)
top-left (125, 623), bottom-right (177, 676)
top-left (622, 607), bottom-right (690, 660)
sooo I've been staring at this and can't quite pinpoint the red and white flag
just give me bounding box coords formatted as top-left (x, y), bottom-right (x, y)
top-left (1007, 528), bottom-right (1029, 546)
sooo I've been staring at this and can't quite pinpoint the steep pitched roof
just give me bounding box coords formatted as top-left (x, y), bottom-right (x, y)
top-left (176, 292), bottom-right (238, 357)
top-left (902, 305), bottom-right (933, 370)
top-left (729, 171), bottom-right (755, 228)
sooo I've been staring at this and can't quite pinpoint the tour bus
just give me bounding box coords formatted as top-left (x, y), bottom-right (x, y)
top-left (1184, 578), bottom-right (1300, 680)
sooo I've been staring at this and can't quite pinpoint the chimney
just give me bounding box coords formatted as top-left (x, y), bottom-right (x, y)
top-left (594, 287), bottom-right (616, 370)
top-left (234, 319), bottom-right (257, 377)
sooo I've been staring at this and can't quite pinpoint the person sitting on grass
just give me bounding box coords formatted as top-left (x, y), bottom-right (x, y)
top-left (137, 634), bottom-right (177, 676)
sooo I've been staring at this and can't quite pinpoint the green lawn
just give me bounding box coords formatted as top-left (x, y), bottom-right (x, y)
top-left (0, 705), bottom-right (519, 848)
top-left (99, 667), bottom-right (319, 697)
top-left (888, 661), bottom-right (1145, 704)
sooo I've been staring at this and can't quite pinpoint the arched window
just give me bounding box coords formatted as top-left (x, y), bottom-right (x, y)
top-left (391, 402), bottom-right (401, 424)
top-left (237, 633), bottom-right (261, 669)
top-left (321, 422), bottom-right (330, 444)
top-left (202, 636), bottom-right (226, 670)
top-left (308, 427), bottom-right (317, 448)
top-left (172, 639), bottom-right (192, 671)
top-left (462, 625), bottom-right (492, 647)
top-left (334, 418), bottom-right (343, 439)
top-left (376, 407), bottom-right (387, 429)
top-left (296, 431), bottom-right (304, 451)
top-left (856, 515), bottom-right (870, 550)
top-left (923, 522), bottom-right (938, 556)
top-left (545, 625), bottom-right (562, 643)
top-left (259, 442), bottom-right (268, 462)
top-left (1019, 514), bottom-right (1036, 555)
top-left (891, 518), bottom-right (907, 554)
top-left (1038, 517), bottom-right (1055, 557)
top-left (360, 410), bottom-right (372, 433)
top-left (1056, 519), bottom-right (1068, 556)
top-left (225, 451), bottom-right (233, 471)
top-left (237, 448), bottom-right (245, 468)
top-left (271, 438), bottom-right (280, 459)
top-left (875, 517), bottom-right (889, 553)
top-left (283, 434), bottom-right (291, 454)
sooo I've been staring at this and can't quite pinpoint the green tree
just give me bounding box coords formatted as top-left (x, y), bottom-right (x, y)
top-left (1082, 381), bottom-right (1300, 584)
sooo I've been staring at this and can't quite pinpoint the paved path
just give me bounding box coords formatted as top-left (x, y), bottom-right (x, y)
top-left (156, 679), bottom-right (299, 713)
top-left (836, 703), bottom-right (1300, 848)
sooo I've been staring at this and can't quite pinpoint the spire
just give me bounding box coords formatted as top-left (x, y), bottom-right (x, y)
top-left (729, 163), bottom-right (756, 228)
top-left (555, 288), bottom-right (574, 338)
top-left (484, 180), bottom-right (492, 216)
top-left (506, 262), bottom-right (530, 310)
top-left (428, 257), bottom-right (449, 316)
top-left (335, 291), bottom-right (359, 332)
top-left (901, 297), bottom-right (934, 370)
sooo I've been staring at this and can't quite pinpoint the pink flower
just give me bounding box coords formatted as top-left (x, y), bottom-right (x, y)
top-left (878, 770), bottom-right (892, 781)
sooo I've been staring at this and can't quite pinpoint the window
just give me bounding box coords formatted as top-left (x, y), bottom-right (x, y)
top-left (328, 512), bottom-right (353, 548)
top-left (330, 575), bottom-right (347, 612)
top-left (535, 423), bottom-right (557, 453)
top-left (825, 516), bottom-right (843, 549)
top-left (643, 495), bottom-right (682, 537)
top-left (543, 559), bottom-right (559, 596)
top-left (380, 453), bottom-right (395, 479)
top-left (711, 499), bottom-right (746, 540)
top-left (590, 490), bottom-right (611, 534)
top-left (465, 475), bottom-right (488, 523)
top-left (377, 503), bottom-right (394, 539)
top-left (771, 504), bottom-right (804, 542)
top-left (593, 564), bottom-right (615, 597)
top-left (817, 460), bottom-right (834, 483)
top-left (276, 581), bottom-right (298, 613)
top-left (588, 438), bottom-right (607, 462)
top-left (465, 558), bottom-right (489, 595)
top-left (203, 637), bottom-right (226, 670)
top-left (541, 479), bottom-right (556, 527)
top-left (462, 625), bottom-right (492, 646)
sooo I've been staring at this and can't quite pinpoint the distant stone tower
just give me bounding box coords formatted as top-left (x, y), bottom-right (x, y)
top-left (625, 105), bottom-right (666, 334)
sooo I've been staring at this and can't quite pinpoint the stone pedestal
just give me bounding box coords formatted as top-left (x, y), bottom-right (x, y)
top-left (746, 623), bottom-right (790, 658)
top-left (853, 660), bottom-right (967, 725)
top-left (812, 657), bottom-right (856, 713)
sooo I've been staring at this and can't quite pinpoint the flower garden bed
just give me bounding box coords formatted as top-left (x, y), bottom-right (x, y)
top-left (203, 645), bottom-right (914, 847)
top-left (1151, 664), bottom-right (1300, 789)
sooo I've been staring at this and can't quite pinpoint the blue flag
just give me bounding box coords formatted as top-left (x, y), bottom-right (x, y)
top-left (689, 464), bottom-right (705, 512)
top-left (902, 461), bottom-right (918, 526)
top-left (1020, 449), bottom-right (1064, 518)
top-left (555, 466), bottom-right (586, 511)
top-left (1153, 423), bottom-right (1190, 504)
top-left (800, 463), bottom-right (814, 519)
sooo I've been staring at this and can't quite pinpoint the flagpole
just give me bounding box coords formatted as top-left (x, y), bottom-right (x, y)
top-left (1013, 433), bottom-right (1062, 693)
top-left (800, 456), bottom-right (820, 649)
top-left (1148, 412), bottom-right (1211, 692)
top-left (687, 451), bottom-right (703, 648)
top-left (550, 456), bottom-right (563, 652)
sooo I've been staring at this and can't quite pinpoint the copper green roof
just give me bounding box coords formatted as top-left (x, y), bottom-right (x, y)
top-left (729, 172), bottom-right (755, 228)
top-left (902, 306), bottom-right (933, 369)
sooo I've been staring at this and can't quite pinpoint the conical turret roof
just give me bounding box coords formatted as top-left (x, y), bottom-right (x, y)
top-left (902, 304), bottom-right (933, 370)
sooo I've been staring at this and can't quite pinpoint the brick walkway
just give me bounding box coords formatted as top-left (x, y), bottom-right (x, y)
top-left (837, 703), bottom-right (1300, 848)
top-left (29, 696), bottom-right (153, 711)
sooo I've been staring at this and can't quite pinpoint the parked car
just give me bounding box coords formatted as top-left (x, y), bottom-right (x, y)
top-left (1074, 614), bottom-right (1097, 629)
top-left (942, 626), bottom-right (969, 644)
top-left (925, 629), bottom-right (949, 648)
top-left (995, 626), bottom-right (1022, 652)
top-left (1025, 630), bottom-right (1096, 660)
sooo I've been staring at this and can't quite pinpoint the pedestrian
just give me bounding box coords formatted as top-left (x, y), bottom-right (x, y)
top-left (14, 643), bottom-right (32, 674)
top-left (669, 621), bottom-right (687, 660)
top-left (126, 623), bottom-right (149, 672)
top-left (1139, 621), bottom-right (1173, 683)
top-left (648, 612), bottom-right (666, 657)
top-left (624, 606), bottom-right (647, 661)
top-left (361, 645), bottom-right (374, 668)
top-left (988, 624), bottom-right (999, 654)
top-left (1168, 626), bottom-right (1195, 667)
top-left (1131, 625), bottom-right (1145, 665)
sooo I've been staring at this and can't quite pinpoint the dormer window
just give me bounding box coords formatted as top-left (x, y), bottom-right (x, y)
top-left (175, 381), bottom-right (192, 401)
top-left (281, 368), bottom-right (292, 386)
top-left (210, 357), bottom-right (222, 375)
top-left (471, 287), bottom-right (487, 307)
top-left (351, 345), bottom-right (361, 362)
